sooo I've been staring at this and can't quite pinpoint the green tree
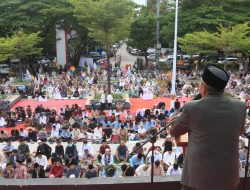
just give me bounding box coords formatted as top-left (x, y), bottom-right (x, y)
top-left (212, 23), bottom-right (250, 69)
top-left (161, 0), bottom-right (250, 47)
top-left (178, 22), bottom-right (250, 70)
top-left (178, 30), bottom-right (216, 70)
top-left (128, 9), bottom-right (156, 67)
top-left (0, 30), bottom-right (42, 67)
top-left (0, 0), bottom-right (85, 58)
top-left (71, 0), bottom-right (135, 93)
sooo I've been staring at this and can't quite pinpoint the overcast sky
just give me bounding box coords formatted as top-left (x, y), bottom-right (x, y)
top-left (132, 0), bottom-right (146, 5)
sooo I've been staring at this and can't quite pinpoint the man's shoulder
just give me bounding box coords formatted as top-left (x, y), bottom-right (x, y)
top-left (182, 99), bottom-right (200, 110)
top-left (226, 97), bottom-right (246, 107)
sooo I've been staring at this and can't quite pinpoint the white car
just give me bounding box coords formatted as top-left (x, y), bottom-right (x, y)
top-left (218, 57), bottom-right (238, 64)
top-left (147, 48), bottom-right (155, 55)
top-left (147, 54), bottom-right (156, 61)
top-left (0, 64), bottom-right (10, 74)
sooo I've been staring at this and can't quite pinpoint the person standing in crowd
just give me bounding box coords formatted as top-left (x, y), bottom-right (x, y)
top-left (107, 93), bottom-right (113, 110)
top-left (174, 98), bottom-right (181, 111)
top-left (100, 92), bottom-right (106, 110)
top-left (171, 65), bottom-right (247, 190)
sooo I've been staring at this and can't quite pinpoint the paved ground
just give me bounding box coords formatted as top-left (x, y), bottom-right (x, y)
top-left (110, 44), bottom-right (145, 67)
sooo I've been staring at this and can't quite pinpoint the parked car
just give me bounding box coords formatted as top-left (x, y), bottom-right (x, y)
top-left (127, 46), bottom-right (133, 54)
top-left (138, 50), bottom-right (145, 56)
top-left (147, 48), bottom-right (155, 55)
top-left (131, 49), bottom-right (139, 55)
top-left (37, 57), bottom-right (52, 66)
top-left (159, 55), bottom-right (191, 69)
top-left (147, 54), bottom-right (156, 61)
top-left (218, 57), bottom-right (238, 64)
top-left (159, 55), bottom-right (187, 64)
top-left (0, 64), bottom-right (10, 75)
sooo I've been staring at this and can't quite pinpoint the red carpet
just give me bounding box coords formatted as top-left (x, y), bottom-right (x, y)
top-left (2, 123), bottom-right (27, 136)
top-left (12, 97), bottom-right (190, 113)
top-left (12, 99), bottom-right (87, 112)
top-left (129, 97), bottom-right (189, 116)
top-left (11, 97), bottom-right (190, 116)
top-left (2, 97), bottom-right (190, 135)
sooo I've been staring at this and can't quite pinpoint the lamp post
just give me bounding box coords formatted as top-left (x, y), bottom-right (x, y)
top-left (156, 0), bottom-right (161, 66)
top-left (170, 0), bottom-right (179, 107)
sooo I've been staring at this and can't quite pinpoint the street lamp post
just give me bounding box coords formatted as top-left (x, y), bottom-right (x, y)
top-left (156, 0), bottom-right (161, 65)
top-left (170, 0), bottom-right (179, 107)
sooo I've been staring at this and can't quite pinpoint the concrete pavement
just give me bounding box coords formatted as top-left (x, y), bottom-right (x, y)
top-left (110, 44), bottom-right (145, 67)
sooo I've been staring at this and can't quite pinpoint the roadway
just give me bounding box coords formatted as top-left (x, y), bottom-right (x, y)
top-left (110, 44), bottom-right (145, 67)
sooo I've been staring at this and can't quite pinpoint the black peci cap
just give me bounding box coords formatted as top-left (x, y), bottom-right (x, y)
top-left (202, 65), bottom-right (229, 90)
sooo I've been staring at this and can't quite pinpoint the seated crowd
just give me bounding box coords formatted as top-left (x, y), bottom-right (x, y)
top-left (0, 102), bottom-right (186, 179)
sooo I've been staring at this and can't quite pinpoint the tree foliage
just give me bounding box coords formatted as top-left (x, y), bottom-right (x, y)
top-left (161, 0), bottom-right (250, 47)
top-left (128, 9), bottom-right (156, 65)
top-left (178, 31), bottom-right (216, 55)
top-left (0, 30), bottom-right (42, 62)
top-left (178, 22), bottom-right (250, 70)
top-left (71, 0), bottom-right (134, 50)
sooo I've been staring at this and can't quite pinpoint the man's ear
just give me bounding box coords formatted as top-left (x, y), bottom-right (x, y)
top-left (203, 84), bottom-right (208, 96)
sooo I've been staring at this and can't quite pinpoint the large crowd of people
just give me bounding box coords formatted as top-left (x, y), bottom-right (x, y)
top-left (0, 94), bottom-right (249, 179)
top-left (0, 101), bottom-right (187, 179)
top-left (1, 62), bottom-right (249, 103)
top-left (0, 63), bottom-right (202, 101)
top-left (0, 59), bottom-right (249, 180)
